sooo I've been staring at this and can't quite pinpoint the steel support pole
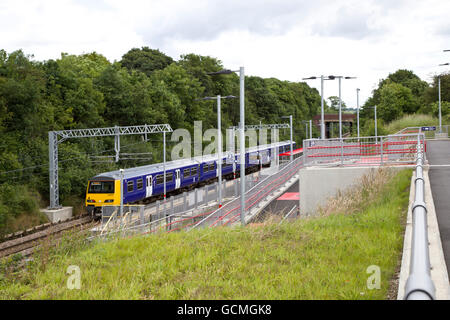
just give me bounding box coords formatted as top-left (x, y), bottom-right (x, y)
top-left (374, 105), bottom-right (378, 143)
top-left (163, 131), bottom-right (166, 215)
top-left (321, 75), bottom-right (325, 139)
top-left (120, 169), bottom-right (124, 218)
top-left (289, 115), bottom-right (293, 163)
top-left (339, 77), bottom-right (342, 139)
top-left (114, 125), bottom-right (120, 163)
top-left (309, 119), bottom-right (312, 139)
top-left (239, 67), bottom-right (245, 226)
top-left (48, 131), bottom-right (60, 209)
top-left (438, 76), bottom-right (442, 133)
top-left (217, 95), bottom-right (222, 207)
top-left (357, 88), bottom-right (360, 139)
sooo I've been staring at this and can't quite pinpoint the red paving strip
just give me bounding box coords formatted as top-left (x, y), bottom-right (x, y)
top-left (277, 192), bottom-right (300, 201)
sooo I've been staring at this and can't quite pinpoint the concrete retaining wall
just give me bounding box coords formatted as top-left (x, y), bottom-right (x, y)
top-left (299, 166), bottom-right (405, 216)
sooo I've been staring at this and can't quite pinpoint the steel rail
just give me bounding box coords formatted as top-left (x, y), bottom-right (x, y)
top-left (404, 134), bottom-right (436, 300)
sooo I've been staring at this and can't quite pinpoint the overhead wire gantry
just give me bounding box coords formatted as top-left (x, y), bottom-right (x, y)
top-left (48, 124), bottom-right (173, 209)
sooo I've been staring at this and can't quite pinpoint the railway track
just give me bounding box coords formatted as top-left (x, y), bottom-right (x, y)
top-left (0, 215), bottom-right (96, 259)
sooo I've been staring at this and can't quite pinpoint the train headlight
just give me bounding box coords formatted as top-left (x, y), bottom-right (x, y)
top-left (87, 199), bottom-right (95, 203)
top-left (105, 199), bottom-right (114, 203)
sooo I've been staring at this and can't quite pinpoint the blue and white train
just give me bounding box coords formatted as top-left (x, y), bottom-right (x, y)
top-left (85, 140), bottom-right (296, 217)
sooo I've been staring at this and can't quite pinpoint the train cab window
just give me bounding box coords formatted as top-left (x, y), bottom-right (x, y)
top-left (183, 168), bottom-right (190, 177)
top-left (191, 166), bottom-right (198, 176)
top-left (137, 178), bottom-right (143, 190)
top-left (127, 181), bottom-right (134, 193)
top-left (88, 181), bottom-right (114, 194)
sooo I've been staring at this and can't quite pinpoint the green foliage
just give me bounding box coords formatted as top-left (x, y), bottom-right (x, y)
top-left (384, 114), bottom-right (438, 134)
top-left (378, 82), bottom-right (417, 122)
top-left (0, 47), bottom-right (323, 235)
top-left (423, 73), bottom-right (450, 105)
top-left (327, 95), bottom-right (347, 111)
top-left (0, 169), bottom-right (411, 299)
top-left (0, 184), bottom-right (42, 236)
top-left (361, 69), bottom-right (432, 124)
top-left (120, 47), bottom-right (174, 77)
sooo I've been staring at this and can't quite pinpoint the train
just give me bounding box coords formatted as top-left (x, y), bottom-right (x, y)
top-left (85, 140), bottom-right (296, 217)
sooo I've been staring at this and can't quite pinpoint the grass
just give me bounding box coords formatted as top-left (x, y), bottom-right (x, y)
top-left (0, 168), bottom-right (412, 300)
top-left (385, 114), bottom-right (439, 134)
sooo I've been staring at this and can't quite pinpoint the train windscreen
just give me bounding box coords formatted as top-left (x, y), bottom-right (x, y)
top-left (88, 181), bottom-right (115, 193)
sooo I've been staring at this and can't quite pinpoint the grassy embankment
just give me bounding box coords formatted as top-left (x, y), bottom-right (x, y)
top-left (385, 114), bottom-right (439, 134)
top-left (0, 168), bottom-right (412, 300)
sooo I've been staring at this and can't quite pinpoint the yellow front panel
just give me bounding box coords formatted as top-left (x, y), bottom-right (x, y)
top-left (85, 180), bottom-right (121, 207)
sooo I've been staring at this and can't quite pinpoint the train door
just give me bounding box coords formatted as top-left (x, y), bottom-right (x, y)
top-left (175, 169), bottom-right (181, 189)
top-left (146, 175), bottom-right (153, 198)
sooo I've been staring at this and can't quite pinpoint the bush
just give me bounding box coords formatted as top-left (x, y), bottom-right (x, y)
top-left (0, 183), bottom-right (42, 236)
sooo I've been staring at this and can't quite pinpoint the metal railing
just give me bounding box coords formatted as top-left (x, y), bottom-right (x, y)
top-left (403, 134), bottom-right (436, 300)
top-left (190, 155), bottom-right (303, 229)
top-left (396, 125), bottom-right (449, 139)
top-left (93, 166), bottom-right (288, 237)
top-left (303, 134), bottom-right (424, 167)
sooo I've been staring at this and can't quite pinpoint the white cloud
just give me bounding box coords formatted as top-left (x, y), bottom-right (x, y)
top-left (1, 0), bottom-right (449, 109)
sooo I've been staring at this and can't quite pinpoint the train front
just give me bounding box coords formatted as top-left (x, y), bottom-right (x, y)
top-left (85, 177), bottom-right (121, 217)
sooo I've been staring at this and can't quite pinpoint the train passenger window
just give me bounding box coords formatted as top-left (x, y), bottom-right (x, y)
top-left (127, 181), bottom-right (134, 193)
top-left (156, 175), bottom-right (164, 185)
top-left (191, 166), bottom-right (197, 176)
top-left (209, 163), bottom-right (215, 171)
top-left (166, 172), bottom-right (173, 181)
top-left (137, 178), bottom-right (143, 190)
top-left (183, 168), bottom-right (190, 177)
top-left (202, 164), bottom-right (208, 172)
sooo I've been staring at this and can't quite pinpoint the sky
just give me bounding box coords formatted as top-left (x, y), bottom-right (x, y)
top-left (1, 0), bottom-right (449, 108)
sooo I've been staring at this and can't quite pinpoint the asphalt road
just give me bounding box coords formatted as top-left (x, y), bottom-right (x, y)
top-left (427, 140), bottom-right (450, 277)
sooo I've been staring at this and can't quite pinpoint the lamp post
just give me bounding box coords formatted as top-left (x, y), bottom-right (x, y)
top-left (207, 67), bottom-right (246, 225)
top-left (356, 88), bottom-right (360, 138)
top-left (438, 63), bottom-right (449, 133)
top-left (309, 120), bottom-right (312, 139)
top-left (374, 105), bottom-right (377, 142)
top-left (196, 95), bottom-right (236, 208)
top-left (327, 76), bottom-right (357, 139)
top-left (303, 75), bottom-right (335, 139)
top-left (281, 115), bottom-right (293, 162)
top-left (119, 169), bottom-right (124, 218)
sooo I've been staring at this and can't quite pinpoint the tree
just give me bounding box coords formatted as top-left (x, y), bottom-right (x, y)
top-left (365, 69), bottom-right (427, 118)
top-left (95, 64), bottom-right (162, 126)
top-left (423, 73), bottom-right (450, 105)
top-left (327, 96), bottom-right (347, 112)
top-left (120, 47), bottom-right (174, 77)
top-left (376, 82), bottom-right (416, 122)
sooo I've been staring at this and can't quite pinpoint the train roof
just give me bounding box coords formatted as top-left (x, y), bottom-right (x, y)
top-left (92, 140), bottom-right (294, 180)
